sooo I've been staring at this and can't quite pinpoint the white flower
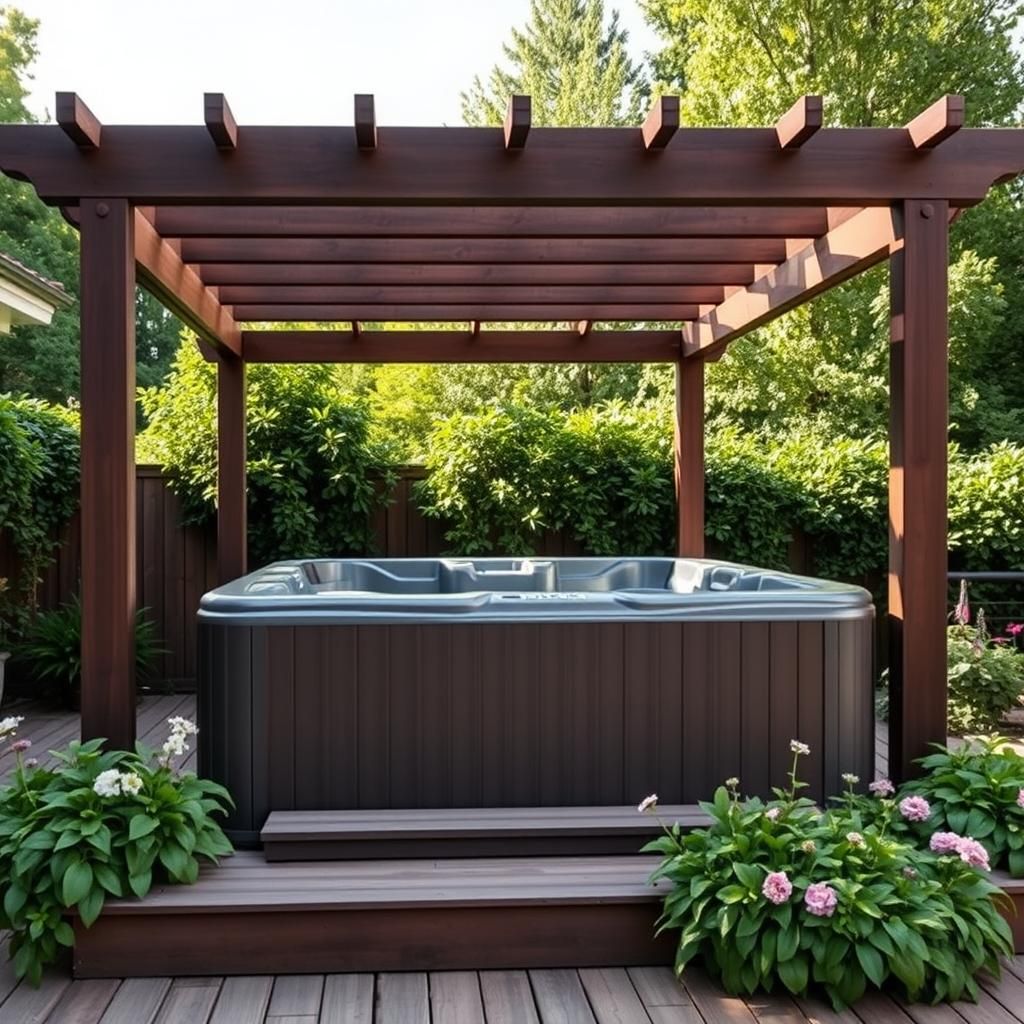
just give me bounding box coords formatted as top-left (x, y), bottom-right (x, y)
top-left (846, 831), bottom-right (865, 847)
top-left (119, 772), bottom-right (143, 796)
top-left (0, 716), bottom-right (24, 738)
top-left (637, 794), bottom-right (658, 814)
top-left (800, 839), bottom-right (816, 853)
top-left (765, 807), bottom-right (781, 821)
top-left (841, 773), bottom-right (860, 785)
top-left (167, 716), bottom-right (198, 737)
top-left (725, 777), bottom-right (740, 788)
top-left (789, 740), bottom-right (811, 756)
top-left (93, 769), bottom-right (122, 798)
top-left (162, 734), bottom-right (188, 759)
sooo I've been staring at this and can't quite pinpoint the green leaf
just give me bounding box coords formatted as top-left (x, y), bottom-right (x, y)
top-left (855, 943), bottom-right (886, 988)
top-left (733, 862), bottom-right (762, 891)
top-left (128, 870), bottom-right (152, 899)
top-left (128, 815), bottom-right (160, 841)
top-left (93, 863), bottom-right (124, 897)
top-left (777, 924), bottom-right (800, 963)
top-left (61, 861), bottom-right (93, 908)
top-left (3, 883), bottom-right (27, 920)
top-left (777, 954), bottom-right (808, 995)
top-left (78, 886), bottom-right (104, 928)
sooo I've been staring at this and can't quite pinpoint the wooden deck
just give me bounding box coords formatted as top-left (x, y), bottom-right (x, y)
top-left (5, 697), bottom-right (1024, 1022)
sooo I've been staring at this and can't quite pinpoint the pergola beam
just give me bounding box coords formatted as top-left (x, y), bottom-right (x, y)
top-left (204, 93), bottom-right (238, 150)
top-left (4, 122), bottom-right (1021, 206)
top-left (242, 329), bottom-right (682, 363)
top-left (55, 92), bottom-right (101, 149)
top-left (354, 94), bottom-right (377, 150)
top-left (153, 205), bottom-right (838, 239)
top-left (216, 284), bottom-right (727, 305)
top-left (504, 95), bottom-right (531, 149)
top-left (232, 302), bottom-right (701, 322)
top-left (180, 237), bottom-right (800, 265)
top-left (134, 210), bottom-right (242, 356)
top-left (682, 205), bottom-right (900, 359)
top-left (642, 96), bottom-right (680, 150)
top-left (907, 95), bottom-right (964, 149)
top-left (776, 95), bottom-right (823, 149)
top-left (197, 262), bottom-right (758, 287)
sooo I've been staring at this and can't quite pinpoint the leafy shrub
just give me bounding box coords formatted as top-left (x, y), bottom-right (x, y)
top-left (949, 442), bottom-right (1024, 572)
top-left (946, 620), bottom-right (1024, 733)
top-left (645, 744), bottom-right (1012, 1009)
top-left (847, 737), bottom-right (1024, 878)
top-left (139, 341), bottom-right (396, 565)
top-left (17, 596), bottom-right (164, 705)
top-left (419, 403), bottom-right (676, 555)
top-left (0, 395), bottom-right (79, 643)
top-left (0, 715), bottom-right (233, 984)
top-left (419, 404), bottom-right (1024, 585)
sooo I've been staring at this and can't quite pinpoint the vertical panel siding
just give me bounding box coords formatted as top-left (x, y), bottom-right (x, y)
top-left (211, 616), bottom-right (874, 834)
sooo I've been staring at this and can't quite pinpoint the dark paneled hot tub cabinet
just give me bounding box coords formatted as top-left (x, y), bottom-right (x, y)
top-left (198, 558), bottom-right (874, 842)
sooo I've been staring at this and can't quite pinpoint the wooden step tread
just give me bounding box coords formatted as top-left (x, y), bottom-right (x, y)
top-left (100, 851), bottom-right (667, 915)
top-left (260, 804), bottom-right (708, 842)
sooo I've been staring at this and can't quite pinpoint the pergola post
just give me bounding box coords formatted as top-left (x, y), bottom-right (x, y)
top-left (216, 354), bottom-right (247, 583)
top-left (675, 357), bottom-right (705, 557)
top-left (79, 198), bottom-right (137, 748)
top-left (888, 199), bottom-right (950, 780)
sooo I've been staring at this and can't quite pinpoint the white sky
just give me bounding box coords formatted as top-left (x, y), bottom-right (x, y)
top-left (16, 0), bottom-right (661, 126)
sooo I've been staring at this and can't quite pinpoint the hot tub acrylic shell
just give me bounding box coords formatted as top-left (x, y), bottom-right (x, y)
top-left (197, 557), bottom-right (875, 842)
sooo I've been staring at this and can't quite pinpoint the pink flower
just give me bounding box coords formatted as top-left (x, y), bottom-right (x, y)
top-left (1007, 623), bottom-right (1023, 637)
top-left (804, 882), bottom-right (838, 918)
top-left (992, 637), bottom-right (1011, 645)
top-left (929, 831), bottom-right (962, 854)
top-left (1017, 788), bottom-right (1024, 810)
top-left (9, 739), bottom-right (31, 753)
top-left (765, 807), bottom-right (780, 821)
top-left (899, 796), bottom-right (931, 823)
top-left (762, 871), bottom-right (792, 905)
top-left (869, 779), bottom-right (895, 798)
top-left (956, 837), bottom-right (990, 871)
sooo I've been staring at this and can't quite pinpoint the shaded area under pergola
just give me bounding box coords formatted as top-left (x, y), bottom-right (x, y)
top-left (1, 90), bottom-right (1020, 780)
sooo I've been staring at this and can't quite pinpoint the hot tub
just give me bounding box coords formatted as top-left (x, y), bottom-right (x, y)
top-left (198, 557), bottom-right (874, 842)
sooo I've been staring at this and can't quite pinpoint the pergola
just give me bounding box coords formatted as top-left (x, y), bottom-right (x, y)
top-left (1, 91), bottom-right (1021, 780)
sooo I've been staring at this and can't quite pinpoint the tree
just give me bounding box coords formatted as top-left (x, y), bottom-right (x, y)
top-left (462, 0), bottom-right (647, 127)
top-left (0, 7), bottom-right (183, 405)
top-left (640, 0), bottom-right (1024, 448)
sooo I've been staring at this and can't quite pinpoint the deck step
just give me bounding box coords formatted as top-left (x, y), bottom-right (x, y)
top-left (260, 804), bottom-right (711, 860)
top-left (73, 851), bottom-right (674, 978)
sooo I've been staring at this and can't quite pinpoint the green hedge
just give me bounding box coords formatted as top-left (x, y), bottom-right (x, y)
top-left (418, 404), bottom-right (1024, 578)
top-left (139, 341), bottom-right (395, 565)
top-left (0, 395), bottom-right (79, 642)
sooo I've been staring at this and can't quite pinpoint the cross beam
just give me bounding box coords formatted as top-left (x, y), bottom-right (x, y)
top-left (682, 206), bottom-right (900, 359)
top-left (3, 124), bottom-right (1022, 206)
top-left (134, 210), bottom-right (241, 356)
top-left (242, 329), bottom-right (682, 362)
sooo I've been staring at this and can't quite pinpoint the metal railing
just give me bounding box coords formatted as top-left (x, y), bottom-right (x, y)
top-left (947, 571), bottom-right (1024, 647)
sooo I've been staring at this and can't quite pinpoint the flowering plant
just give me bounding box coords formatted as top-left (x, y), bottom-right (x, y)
top-left (643, 742), bottom-right (1012, 1010)
top-left (847, 735), bottom-right (1024, 878)
top-left (0, 716), bottom-right (233, 984)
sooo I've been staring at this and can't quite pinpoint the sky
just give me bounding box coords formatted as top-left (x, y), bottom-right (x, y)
top-left (16, 0), bottom-right (661, 126)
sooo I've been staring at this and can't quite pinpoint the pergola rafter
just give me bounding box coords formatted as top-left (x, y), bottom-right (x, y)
top-left (3, 90), bottom-right (1021, 783)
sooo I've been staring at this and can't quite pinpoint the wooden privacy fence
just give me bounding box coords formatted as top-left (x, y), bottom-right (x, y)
top-left (3, 464), bottom-right (863, 690)
top-left (2, 465), bottom-right (596, 689)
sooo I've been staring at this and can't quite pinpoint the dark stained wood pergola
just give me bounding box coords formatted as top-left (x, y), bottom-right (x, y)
top-left (1, 90), bottom-right (1021, 781)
